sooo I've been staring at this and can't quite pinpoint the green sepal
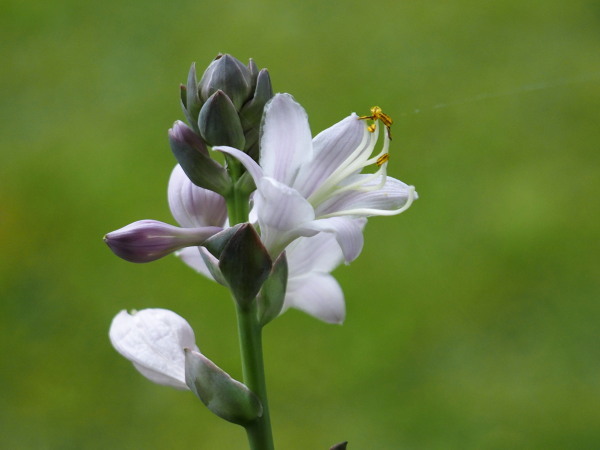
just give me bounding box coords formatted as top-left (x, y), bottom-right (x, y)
top-left (257, 252), bottom-right (288, 326)
top-left (202, 224), bottom-right (245, 259)
top-left (240, 69), bottom-right (273, 132)
top-left (198, 248), bottom-right (227, 286)
top-left (198, 90), bottom-right (246, 149)
top-left (185, 63), bottom-right (202, 127)
top-left (247, 58), bottom-right (259, 93)
top-left (168, 122), bottom-right (231, 196)
top-left (219, 224), bottom-right (272, 308)
top-left (185, 349), bottom-right (263, 426)
top-left (179, 84), bottom-right (187, 108)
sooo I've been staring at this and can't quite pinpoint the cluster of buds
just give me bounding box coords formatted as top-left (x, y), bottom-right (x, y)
top-left (171, 54), bottom-right (273, 196)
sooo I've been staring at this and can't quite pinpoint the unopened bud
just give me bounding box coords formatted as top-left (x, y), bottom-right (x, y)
top-left (198, 91), bottom-right (245, 149)
top-left (199, 54), bottom-right (252, 111)
top-left (168, 121), bottom-right (231, 195)
top-left (104, 219), bottom-right (222, 263)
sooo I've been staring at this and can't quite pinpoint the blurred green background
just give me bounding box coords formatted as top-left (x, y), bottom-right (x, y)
top-left (2, 0), bottom-right (599, 448)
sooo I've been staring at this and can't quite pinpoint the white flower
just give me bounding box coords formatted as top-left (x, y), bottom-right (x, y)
top-left (216, 93), bottom-right (417, 262)
top-left (109, 308), bottom-right (200, 390)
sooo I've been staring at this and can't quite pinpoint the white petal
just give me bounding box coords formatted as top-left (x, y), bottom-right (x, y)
top-left (299, 217), bottom-right (367, 263)
top-left (254, 177), bottom-right (316, 255)
top-left (259, 94), bottom-right (313, 185)
top-left (285, 233), bottom-right (344, 276)
top-left (109, 309), bottom-right (199, 390)
top-left (168, 165), bottom-right (227, 228)
top-left (293, 114), bottom-right (366, 197)
top-left (175, 247), bottom-right (215, 280)
top-left (284, 273), bottom-right (345, 324)
top-left (316, 175), bottom-right (415, 217)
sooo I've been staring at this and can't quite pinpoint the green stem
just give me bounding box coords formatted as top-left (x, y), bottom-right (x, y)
top-left (225, 159), bottom-right (274, 449)
top-left (236, 303), bottom-right (274, 450)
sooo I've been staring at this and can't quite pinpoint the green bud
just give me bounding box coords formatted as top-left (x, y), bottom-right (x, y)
top-left (185, 349), bottom-right (263, 426)
top-left (168, 120), bottom-right (231, 195)
top-left (239, 69), bottom-right (273, 158)
top-left (198, 90), bottom-right (246, 149)
top-left (179, 64), bottom-right (203, 133)
top-left (218, 224), bottom-right (272, 307)
top-left (199, 54), bottom-right (252, 111)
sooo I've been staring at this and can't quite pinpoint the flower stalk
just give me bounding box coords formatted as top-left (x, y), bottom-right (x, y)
top-left (225, 157), bottom-right (274, 449)
top-left (236, 301), bottom-right (274, 450)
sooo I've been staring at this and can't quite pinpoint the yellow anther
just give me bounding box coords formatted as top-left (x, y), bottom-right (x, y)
top-left (367, 124), bottom-right (376, 133)
top-left (359, 106), bottom-right (393, 140)
top-left (376, 153), bottom-right (389, 167)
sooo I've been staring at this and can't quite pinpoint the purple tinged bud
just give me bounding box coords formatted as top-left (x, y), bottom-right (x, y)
top-left (104, 220), bottom-right (222, 263)
top-left (169, 120), bottom-right (209, 157)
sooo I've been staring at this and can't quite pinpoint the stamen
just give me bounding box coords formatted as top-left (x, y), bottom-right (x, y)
top-left (376, 153), bottom-right (389, 166)
top-left (359, 106), bottom-right (393, 140)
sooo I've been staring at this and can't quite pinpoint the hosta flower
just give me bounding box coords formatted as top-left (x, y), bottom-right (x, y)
top-left (104, 165), bottom-right (227, 263)
top-left (109, 308), bottom-right (199, 390)
top-left (168, 161), bottom-right (366, 323)
top-left (216, 94), bottom-right (417, 262)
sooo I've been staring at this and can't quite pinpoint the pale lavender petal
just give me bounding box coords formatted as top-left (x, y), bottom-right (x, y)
top-left (168, 165), bottom-right (227, 228)
top-left (299, 217), bottom-right (367, 263)
top-left (109, 309), bottom-right (199, 390)
top-left (175, 246), bottom-right (215, 280)
top-left (284, 273), bottom-right (345, 324)
top-left (315, 175), bottom-right (415, 217)
top-left (293, 114), bottom-right (366, 197)
top-left (259, 94), bottom-right (313, 185)
top-left (285, 233), bottom-right (344, 276)
top-left (254, 177), bottom-right (316, 255)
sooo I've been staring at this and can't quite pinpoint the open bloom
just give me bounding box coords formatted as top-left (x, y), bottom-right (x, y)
top-left (217, 93), bottom-right (417, 262)
top-left (109, 308), bottom-right (199, 390)
top-left (169, 161), bottom-right (366, 323)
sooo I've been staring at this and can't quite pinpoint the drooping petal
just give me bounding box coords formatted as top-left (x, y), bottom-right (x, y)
top-left (293, 114), bottom-right (367, 197)
top-left (109, 309), bottom-right (199, 390)
top-left (298, 216), bottom-right (367, 263)
top-left (315, 175), bottom-right (417, 217)
top-left (258, 94), bottom-right (313, 185)
top-left (284, 273), bottom-right (345, 324)
top-left (168, 165), bottom-right (228, 228)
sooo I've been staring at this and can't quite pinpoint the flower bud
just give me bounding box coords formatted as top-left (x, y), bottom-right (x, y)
top-left (104, 219), bottom-right (222, 263)
top-left (198, 91), bottom-right (246, 149)
top-left (168, 121), bottom-right (231, 195)
top-left (180, 54), bottom-right (273, 161)
top-left (198, 54), bottom-right (252, 111)
top-left (240, 68), bottom-right (273, 159)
